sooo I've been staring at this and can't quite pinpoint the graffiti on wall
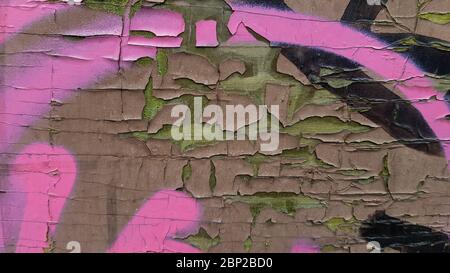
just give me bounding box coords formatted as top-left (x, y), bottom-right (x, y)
top-left (1, 0), bottom-right (450, 252)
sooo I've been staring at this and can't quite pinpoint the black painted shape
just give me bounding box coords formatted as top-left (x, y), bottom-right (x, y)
top-left (233, 0), bottom-right (291, 10)
top-left (281, 46), bottom-right (443, 156)
top-left (339, 0), bottom-right (449, 75)
top-left (280, 45), bottom-right (359, 77)
top-left (241, 0), bottom-right (447, 154)
top-left (378, 33), bottom-right (450, 75)
top-left (244, 0), bottom-right (450, 75)
top-left (360, 211), bottom-right (450, 253)
top-left (337, 0), bottom-right (449, 75)
top-left (341, 0), bottom-right (387, 30)
top-left (446, 90), bottom-right (450, 104)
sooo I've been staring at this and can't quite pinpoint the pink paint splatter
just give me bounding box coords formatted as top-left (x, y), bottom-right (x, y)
top-left (108, 190), bottom-right (201, 253)
top-left (0, 1), bottom-right (66, 44)
top-left (195, 20), bottom-right (219, 47)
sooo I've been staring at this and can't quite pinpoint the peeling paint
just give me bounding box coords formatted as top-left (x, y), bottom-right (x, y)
top-left (1, 0), bottom-right (449, 254)
top-left (230, 193), bottom-right (325, 219)
top-left (419, 12), bottom-right (450, 25)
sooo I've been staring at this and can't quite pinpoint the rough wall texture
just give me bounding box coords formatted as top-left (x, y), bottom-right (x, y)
top-left (1, 0), bottom-right (450, 253)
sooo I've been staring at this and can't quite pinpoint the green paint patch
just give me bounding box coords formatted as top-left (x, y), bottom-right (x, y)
top-left (434, 76), bottom-right (450, 92)
top-left (347, 140), bottom-right (383, 150)
top-left (174, 78), bottom-right (215, 92)
top-left (43, 238), bottom-right (56, 253)
top-left (130, 0), bottom-right (142, 17)
top-left (62, 35), bottom-right (86, 41)
top-left (281, 116), bottom-right (370, 136)
top-left (177, 137), bottom-right (219, 152)
top-left (281, 147), bottom-right (330, 168)
top-left (325, 78), bottom-right (354, 89)
top-left (356, 176), bottom-right (376, 185)
top-left (152, 124), bottom-right (182, 147)
top-left (84, 0), bottom-right (128, 16)
top-left (143, 78), bottom-right (166, 120)
top-left (338, 169), bottom-right (369, 177)
top-left (172, 124), bottom-right (222, 152)
top-left (184, 228), bottom-right (220, 251)
top-left (321, 245), bottom-right (339, 253)
top-left (167, 94), bottom-right (210, 109)
top-left (246, 153), bottom-right (269, 176)
top-left (319, 67), bottom-right (339, 77)
top-left (288, 86), bottom-right (337, 120)
top-left (391, 36), bottom-right (450, 52)
top-left (392, 47), bottom-right (409, 53)
top-left (130, 30), bottom-right (156, 39)
top-left (171, 46), bottom-right (297, 105)
top-left (182, 161), bottom-right (192, 182)
top-left (136, 124), bottom-right (220, 152)
top-left (243, 237), bottom-right (253, 252)
top-left (298, 137), bottom-right (322, 153)
top-left (48, 127), bottom-right (60, 135)
top-left (156, 50), bottom-right (169, 76)
top-left (338, 168), bottom-right (376, 184)
top-left (220, 72), bottom-right (277, 105)
top-left (379, 154), bottom-right (390, 187)
top-left (135, 57), bottom-right (153, 66)
top-left (419, 12), bottom-right (450, 25)
top-left (319, 67), bottom-right (362, 88)
top-left (379, 154), bottom-right (390, 182)
top-left (131, 131), bottom-right (151, 142)
top-left (325, 217), bottom-right (358, 234)
top-left (209, 161), bottom-right (217, 192)
top-left (144, 94), bottom-right (223, 152)
top-left (231, 192), bottom-right (324, 219)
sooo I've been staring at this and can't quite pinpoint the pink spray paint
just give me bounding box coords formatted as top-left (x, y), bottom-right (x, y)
top-left (226, 2), bottom-right (450, 167)
top-left (0, 143), bottom-right (76, 253)
top-left (195, 20), bottom-right (219, 47)
top-left (291, 239), bottom-right (321, 253)
top-left (0, 6), bottom-right (185, 155)
top-left (0, 3), bottom-right (195, 252)
top-left (108, 190), bottom-right (201, 253)
top-left (0, 1), bottom-right (67, 44)
top-left (2, 1), bottom-right (447, 253)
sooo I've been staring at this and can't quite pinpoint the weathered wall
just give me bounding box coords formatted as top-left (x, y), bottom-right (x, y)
top-left (1, 0), bottom-right (450, 253)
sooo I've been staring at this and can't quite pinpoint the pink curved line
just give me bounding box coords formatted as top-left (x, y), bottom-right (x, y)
top-left (227, 4), bottom-right (450, 167)
top-left (0, 4), bottom-right (185, 252)
top-left (0, 143), bottom-right (76, 253)
top-left (2, 1), bottom-right (447, 253)
top-left (108, 190), bottom-right (201, 253)
top-left (0, 7), bottom-right (167, 155)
